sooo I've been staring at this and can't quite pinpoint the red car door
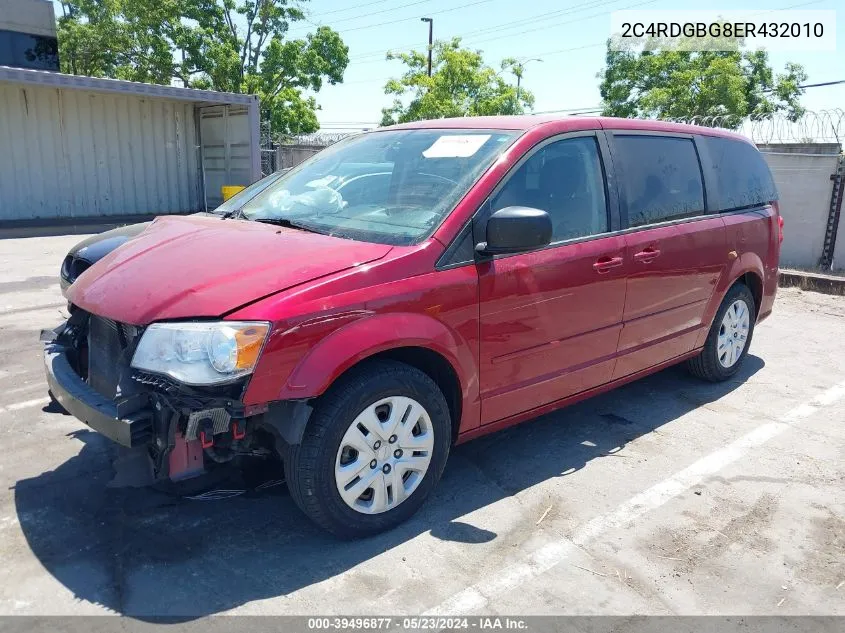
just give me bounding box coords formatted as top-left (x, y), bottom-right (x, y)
top-left (608, 133), bottom-right (728, 379)
top-left (477, 132), bottom-right (626, 424)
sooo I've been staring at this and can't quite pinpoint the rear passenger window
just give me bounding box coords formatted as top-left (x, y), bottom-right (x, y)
top-left (615, 135), bottom-right (705, 227)
top-left (491, 136), bottom-right (608, 242)
top-left (704, 136), bottom-right (778, 211)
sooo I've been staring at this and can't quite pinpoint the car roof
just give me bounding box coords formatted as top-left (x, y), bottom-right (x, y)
top-left (381, 115), bottom-right (751, 143)
top-left (383, 114), bottom-right (588, 131)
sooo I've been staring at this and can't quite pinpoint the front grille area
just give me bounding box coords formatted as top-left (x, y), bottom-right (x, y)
top-left (87, 316), bottom-right (142, 399)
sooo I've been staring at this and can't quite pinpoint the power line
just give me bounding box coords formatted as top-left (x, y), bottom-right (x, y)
top-left (333, 0), bottom-right (495, 35)
top-left (346, 0), bottom-right (619, 58)
top-left (448, 0), bottom-right (629, 43)
top-left (341, 41), bottom-right (607, 85)
top-left (345, 0), bottom-right (824, 64)
top-left (308, 0), bottom-right (401, 18)
top-left (518, 42), bottom-right (606, 59)
top-left (457, 0), bottom-right (660, 48)
top-left (325, 0), bottom-right (835, 106)
top-left (797, 80), bottom-right (845, 89)
top-left (758, 79), bottom-right (845, 94)
top-left (341, 50), bottom-right (842, 90)
top-left (503, 0), bottom-right (823, 53)
top-left (295, 0), bottom-right (433, 31)
top-left (348, 0), bottom-right (658, 63)
top-left (529, 79), bottom-right (845, 117)
top-left (349, 0), bottom-right (625, 61)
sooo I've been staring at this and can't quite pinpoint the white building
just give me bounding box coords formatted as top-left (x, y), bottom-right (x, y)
top-left (0, 65), bottom-right (261, 225)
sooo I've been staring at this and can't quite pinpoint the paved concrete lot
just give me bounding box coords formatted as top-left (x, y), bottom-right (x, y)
top-left (0, 235), bottom-right (843, 618)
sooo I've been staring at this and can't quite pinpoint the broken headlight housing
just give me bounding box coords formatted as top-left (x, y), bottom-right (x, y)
top-left (131, 321), bottom-right (270, 386)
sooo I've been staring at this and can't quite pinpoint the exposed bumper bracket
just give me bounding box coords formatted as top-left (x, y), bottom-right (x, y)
top-left (44, 347), bottom-right (153, 448)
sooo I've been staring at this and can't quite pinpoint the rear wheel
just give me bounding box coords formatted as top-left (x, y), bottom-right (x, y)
top-left (284, 360), bottom-right (451, 538)
top-left (686, 283), bottom-right (755, 382)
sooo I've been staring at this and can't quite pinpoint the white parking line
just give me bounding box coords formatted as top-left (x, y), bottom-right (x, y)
top-left (0, 302), bottom-right (65, 316)
top-left (426, 379), bottom-right (845, 615)
top-left (0, 398), bottom-right (49, 414)
top-left (3, 384), bottom-right (41, 398)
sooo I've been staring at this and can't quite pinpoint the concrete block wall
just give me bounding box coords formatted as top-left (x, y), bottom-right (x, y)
top-left (759, 143), bottom-right (842, 270)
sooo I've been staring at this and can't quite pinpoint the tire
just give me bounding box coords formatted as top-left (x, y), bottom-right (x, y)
top-left (284, 359), bottom-right (452, 539)
top-left (686, 282), bottom-right (756, 382)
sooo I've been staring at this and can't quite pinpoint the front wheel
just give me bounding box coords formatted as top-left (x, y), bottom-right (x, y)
top-left (284, 360), bottom-right (452, 538)
top-left (686, 283), bottom-right (756, 382)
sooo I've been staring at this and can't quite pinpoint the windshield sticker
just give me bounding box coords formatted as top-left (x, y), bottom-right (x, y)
top-left (422, 134), bottom-right (491, 158)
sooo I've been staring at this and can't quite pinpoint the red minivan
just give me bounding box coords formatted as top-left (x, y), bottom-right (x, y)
top-left (44, 116), bottom-right (781, 538)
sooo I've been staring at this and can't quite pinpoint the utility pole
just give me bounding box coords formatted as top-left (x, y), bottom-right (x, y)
top-left (513, 57), bottom-right (542, 105)
top-left (421, 17), bottom-right (433, 77)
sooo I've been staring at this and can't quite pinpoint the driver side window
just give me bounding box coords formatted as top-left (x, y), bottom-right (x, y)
top-left (491, 136), bottom-right (609, 242)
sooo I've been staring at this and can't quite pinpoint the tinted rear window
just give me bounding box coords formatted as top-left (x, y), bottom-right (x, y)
top-left (615, 135), bottom-right (705, 227)
top-left (704, 136), bottom-right (778, 211)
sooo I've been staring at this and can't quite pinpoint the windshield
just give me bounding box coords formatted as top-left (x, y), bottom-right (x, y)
top-left (211, 171), bottom-right (285, 215)
top-left (240, 129), bottom-right (518, 245)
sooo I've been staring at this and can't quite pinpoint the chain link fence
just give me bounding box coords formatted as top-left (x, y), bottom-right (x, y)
top-left (260, 120), bottom-right (278, 176)
top-left (276, 132), bottom-right (356, 170)
top-left (258, 129), bottom-right (357, 173)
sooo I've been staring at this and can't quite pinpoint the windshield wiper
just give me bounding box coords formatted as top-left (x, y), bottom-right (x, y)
top-left (221, 208), bottom-right (244, 220)
top-left (253, 217), bottom-right (320, 233)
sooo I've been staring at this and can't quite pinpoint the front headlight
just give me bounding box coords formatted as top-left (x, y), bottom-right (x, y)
top-left (131, 321), bottom-right (270, 385)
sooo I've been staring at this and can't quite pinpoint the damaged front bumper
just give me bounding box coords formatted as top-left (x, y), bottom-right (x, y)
top-left (41, 315), bottom-right (253, 482)
top-left (44, 343), bottom-right (153, 448)
top-left (42, 314), bottom-right (313, 484)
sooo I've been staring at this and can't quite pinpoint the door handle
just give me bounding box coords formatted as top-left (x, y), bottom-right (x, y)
top-left (593, 256), bottom-right (623, 273)
top-left (633, 247), bottom-right (661, 263)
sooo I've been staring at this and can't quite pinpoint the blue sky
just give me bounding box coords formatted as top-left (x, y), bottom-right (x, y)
top-left (51, 0), bottom-right (843, 129)
top-left (301, 0), bottom-right (843, 130)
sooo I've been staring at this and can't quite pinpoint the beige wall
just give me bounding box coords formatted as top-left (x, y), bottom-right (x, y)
top-left (759, 144), bottom-right (842, 270)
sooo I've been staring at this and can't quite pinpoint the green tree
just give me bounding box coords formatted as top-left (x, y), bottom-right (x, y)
top-left (55, 0), bottom-right (349, 135)
top-left (598, 37), bottom-right (807, 124)
top-left (380, 38), bottom-right (534, 126)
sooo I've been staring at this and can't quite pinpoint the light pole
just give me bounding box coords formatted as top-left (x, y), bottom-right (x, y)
top-left (513, 57), bottom-right (542, 104)
top-left (421, 17), bottom-right (433, 77)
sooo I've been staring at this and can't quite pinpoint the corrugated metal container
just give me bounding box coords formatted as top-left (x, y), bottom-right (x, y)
top-left (0, 83), bottom-right (200, 220)
top-left (199, 104), bottom-right (256, 208)
top-left (0, 65), bottom-right (260, 223)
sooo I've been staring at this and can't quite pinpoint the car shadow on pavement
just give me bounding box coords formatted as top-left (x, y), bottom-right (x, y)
top-left (13, 355), bottom-right (764, 618)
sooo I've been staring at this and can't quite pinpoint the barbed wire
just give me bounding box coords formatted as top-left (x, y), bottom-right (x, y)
top-left (279, 132), bottom-right (357, 146)
top-left (273, 110), bottom-right (843, 150)
top-left (663, 109), bottom-right (844, 145)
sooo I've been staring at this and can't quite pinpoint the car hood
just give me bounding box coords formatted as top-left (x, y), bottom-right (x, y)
top-left (66, 215), bottom-right (392, 324)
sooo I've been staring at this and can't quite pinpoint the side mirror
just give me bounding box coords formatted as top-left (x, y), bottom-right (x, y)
top-left (476, 206), bottom-right (552, 256)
